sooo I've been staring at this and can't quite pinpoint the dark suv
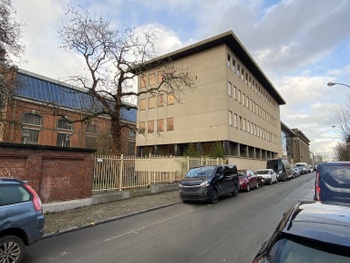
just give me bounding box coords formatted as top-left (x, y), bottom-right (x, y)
top-left (179, 164), bottom-right (239, 204)
top-left (0, 178), bottom-right (45, 263)
top-left (253, 201), bottom-right (350, 262)
top-left (314, 161), bottom-right (350, 204)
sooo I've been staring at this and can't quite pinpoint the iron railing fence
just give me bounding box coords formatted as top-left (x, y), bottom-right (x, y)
top-left (93, 155), bottom-right (224, 193)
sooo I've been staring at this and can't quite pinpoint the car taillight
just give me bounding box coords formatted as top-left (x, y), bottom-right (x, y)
top-left (315, 171), bottom-right (321, 201)
top-left (24, 183), bottom-right (43, 211)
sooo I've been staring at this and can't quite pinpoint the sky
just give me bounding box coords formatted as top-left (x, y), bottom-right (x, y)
top-left (11, 0), bottom-right (350, 160)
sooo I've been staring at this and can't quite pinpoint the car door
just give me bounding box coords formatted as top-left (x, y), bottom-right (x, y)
top-left (214, 166), bottom-right (227, 195)
top-left (223, 165), bottom-right (236, 193)
top-left (248, 170), bottom-right (258, 187)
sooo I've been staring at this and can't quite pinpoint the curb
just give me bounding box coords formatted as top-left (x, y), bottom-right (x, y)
top-left (43, 201), bottom-right (182, 238)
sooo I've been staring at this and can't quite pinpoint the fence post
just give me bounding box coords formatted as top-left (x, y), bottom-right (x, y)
top-left (119, 154), bottom-right (124, 191)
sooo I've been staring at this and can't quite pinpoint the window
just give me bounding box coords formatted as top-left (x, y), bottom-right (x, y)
top-left (149, 73), bottom-right (156, 85)
top-left (245, 73), bottom-right (248, 85)
top-left (21, 129), bottom-right (39, 144)
top-left (85, 136), bottom-right (96, 149)
top-left (148, 120), bottom-right (154, 133)
top-left (0, 185), bottom-right (30, 205)
top-left (234, 114), bottom-right (238, 128)
top-left (237, 64), bottom-right (241, 77)
top-left (21, 113), bottom-right (41, 126)
top-left (139, 121), bottom-right (145, 133)
top-left (227, 54), bottom-right (231, 68)
top-left (86, 123), bottom-right (97, 133)
top-left (227, 81), bottom-right (232, 97)
top-left (128, 141), bottom-right (136, 155)
top-left (157, 119), bottom-right (164, 132)
top-left (167, 94), bottom-right (175, 105)
top-left (158, 70), bottom-right (165, 83)
top-left (128, 130), bottom-right (136, 139)
top-left (58, 119), bottom-right (72, 130)
top-left (57, 133), bottom-right (71, 147)
top-left (140, 75), bottom-right (147, 88)
top-left (229, 111), bottom-right (233, 126)
top-left (246, 96), bottom-right (249, 108)
top-left (232, 59), bottom-right (236, 72)
top-left (238, 90), bottom-right (241, 103)
top-left (148, 97), bottom-right (155, 109)
top-left (167, 118), bottom-right (174, 131)
top-left (157, 95), bottom-right (164, 107)
top-left (241, 68), bottom-right (244, 81)
top-left (139, 98), bottom-right (147, 110)
top-left (247, 120), bottom-right (250, 133)
top-left (242, 93), bottom-right (245, 106)
top-left (233, 86), bottom-right (237, 100)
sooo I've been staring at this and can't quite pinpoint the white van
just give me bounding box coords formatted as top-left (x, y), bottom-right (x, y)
top-left (295, 162), bottom-right (308, 174)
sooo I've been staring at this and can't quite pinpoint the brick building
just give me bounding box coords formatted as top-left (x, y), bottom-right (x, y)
top-left (1, 69), bottom-right (137, 155)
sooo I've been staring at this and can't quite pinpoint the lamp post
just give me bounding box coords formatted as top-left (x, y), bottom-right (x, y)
top-left (327, 82), bottom-right (350, 88)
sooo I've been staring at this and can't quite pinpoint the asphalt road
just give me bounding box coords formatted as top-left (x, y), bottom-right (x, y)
top-left (24, 173), bottom-right (315, 263)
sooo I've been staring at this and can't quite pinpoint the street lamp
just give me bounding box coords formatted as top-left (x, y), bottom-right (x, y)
top-left (327, 82), bottom-right (350, 88)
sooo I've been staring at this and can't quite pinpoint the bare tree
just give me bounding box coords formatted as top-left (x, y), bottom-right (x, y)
top-left (333, 94), bottom-right (350, 160)
top-left (0, 0), bottom-right (24, 131)
top-left (57, 5), bottom-right (196, 155)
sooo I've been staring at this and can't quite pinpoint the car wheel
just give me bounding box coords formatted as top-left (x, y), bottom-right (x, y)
top-left (210, 189), bottom-right (219, 204)
top-left (231, 184), bottom-right (238, 196)
top-left (246, 184), bottom-right (250, 192)
top-left (269, 179), bottom-right (273, 185)
top-left (0, 235), bottom-right (25, 263)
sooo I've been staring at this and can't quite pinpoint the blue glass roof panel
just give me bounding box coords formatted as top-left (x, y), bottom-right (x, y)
top-left (15, 71), bottom-right (137, 123)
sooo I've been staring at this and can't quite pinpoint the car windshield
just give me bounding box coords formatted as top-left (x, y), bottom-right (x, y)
top-left (257, 170), bottom-right (269, 174)
top-left (238, 171), bottom-right (246, 177)
top-left (267, 236), bottom-right (350, 263)
top-left (185, 166), bottom-right (215, 178)
top-left (322, 165), bottom-right (350, 186)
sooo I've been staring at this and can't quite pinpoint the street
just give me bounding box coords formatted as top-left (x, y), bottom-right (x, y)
top-left (24, 174), bottom-right (315, 263)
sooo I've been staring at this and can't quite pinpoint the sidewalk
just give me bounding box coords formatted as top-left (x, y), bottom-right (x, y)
top-left (43, 190), bottom-right (182, 238)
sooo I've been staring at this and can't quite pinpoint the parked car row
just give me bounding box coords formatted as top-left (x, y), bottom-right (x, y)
top-left (253, 161), bottom-right (350, 262)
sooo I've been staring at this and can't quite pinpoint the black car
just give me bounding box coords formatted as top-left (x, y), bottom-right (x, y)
top-left (314, 161), bottom-right (350, 204)
top-left (179, 164), bottom-right (239, 204)
top-left (0, 178), bottom-right (45, 263)
top-left (253, 201), bottom-right (350, 262)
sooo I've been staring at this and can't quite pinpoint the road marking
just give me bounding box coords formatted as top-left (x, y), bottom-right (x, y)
top-left (97, 206), bottom-right (207, 244)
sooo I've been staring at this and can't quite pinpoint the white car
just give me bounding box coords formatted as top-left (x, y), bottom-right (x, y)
top-left (255, 169), bottom-right (278, 185)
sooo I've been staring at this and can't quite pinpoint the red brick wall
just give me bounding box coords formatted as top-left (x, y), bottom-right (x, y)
top-left (3, 99), bottom-right (136, 155)
top-left (0, 143), bottom-right (95, 203)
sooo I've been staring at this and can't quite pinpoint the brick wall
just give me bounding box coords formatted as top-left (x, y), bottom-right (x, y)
top-left (0, 142), bottom-right (95, 203)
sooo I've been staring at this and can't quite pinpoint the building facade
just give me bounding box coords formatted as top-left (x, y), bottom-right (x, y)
top-left (1, 69), bottom-right (137, 155)
top-left (291, 128), bottom-right (311, 164)
top-left (136, 31), bottom-right (287, 170)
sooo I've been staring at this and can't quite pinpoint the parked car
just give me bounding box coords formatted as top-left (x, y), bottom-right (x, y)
top-left (295, 162), bottom-right (308, 174)
top-left (238, 169), bottom-right (259, 191)
top-left (0, 178), bottom-right (45, 263)
top-left (266, 158), bottom-right (293, 181)
top-left (252, 201), bottom-right (350, 262)
top-left (255, 169), bottom-right (278, 185)
top-left (292, 167), bottom-right (301, 177)
top-left (314, 161), bottom-right (350, 204)
top-left (179, 164), bottom-right (239, 204)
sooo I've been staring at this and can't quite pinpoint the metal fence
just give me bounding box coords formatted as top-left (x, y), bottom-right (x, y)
top-left (93, 155), bottom-right (224, 193)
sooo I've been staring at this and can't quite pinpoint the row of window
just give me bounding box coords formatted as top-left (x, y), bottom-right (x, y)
top-left (227, 53), bottom-right (277, 110)
top-left (228, 111), bottom-right (278, 144)
top-left (139, 94), bottom-right (175, 111)
top-left (138, 118), bottom-right (174, 133)
top-left (21, 113), bottom-right (98, 147)
top-left (139, 68), bottom-right (175, 88)
top-left (227, 81), bottom-right (277, 127)
top-left (22, 113), bottom-right (97, 132)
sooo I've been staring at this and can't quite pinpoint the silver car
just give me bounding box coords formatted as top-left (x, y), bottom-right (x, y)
top-left (255, 169), bottom-right (278, 185)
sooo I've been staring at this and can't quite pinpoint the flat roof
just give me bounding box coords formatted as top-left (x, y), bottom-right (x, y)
top-left (142, 31), bottom-right (286, 105)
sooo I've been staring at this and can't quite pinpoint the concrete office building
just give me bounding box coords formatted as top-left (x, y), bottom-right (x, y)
top-left (136, 31), bottom-right (286, 169)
